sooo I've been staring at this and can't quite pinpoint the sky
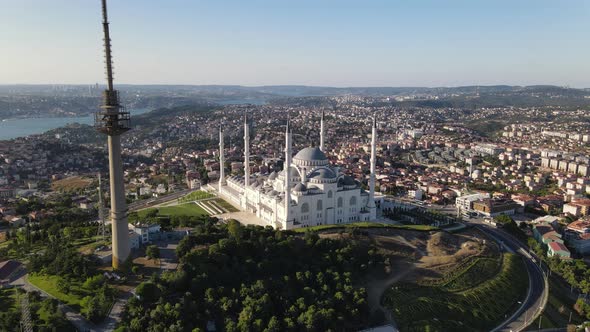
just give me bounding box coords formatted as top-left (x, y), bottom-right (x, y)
top-left (1, 0), bottom-right (589, 87)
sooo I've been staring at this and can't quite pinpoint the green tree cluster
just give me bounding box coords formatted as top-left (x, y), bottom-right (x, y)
top-left (80, 285), bottom-right (115, 322)
top-left (118, 221), bottom-right (384, 331)
top-left (28, 240), bottom-right (97, 279)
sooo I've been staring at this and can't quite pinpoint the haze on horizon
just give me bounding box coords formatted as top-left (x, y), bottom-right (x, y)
top-left (2, 0), bottom-right (589, 88)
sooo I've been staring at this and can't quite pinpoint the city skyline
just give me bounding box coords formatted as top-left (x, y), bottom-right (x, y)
top-left (2, 1), bottom-right (590, 330)
top-left (2, 0), bottom-right (589, 87)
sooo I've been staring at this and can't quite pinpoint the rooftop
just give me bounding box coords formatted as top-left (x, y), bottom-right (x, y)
top-left (567, 219), bottom-right (590, 233)
top-left (293, 147), bottom-right (329, 166)
top-left (549, 241), bottom-right (570, 253)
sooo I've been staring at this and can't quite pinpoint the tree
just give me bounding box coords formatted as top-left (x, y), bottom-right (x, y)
top-left (146, 245), bottom-right (160, 266)
top-left (136, 282), bottom-right (160, 303)
top-left (227, 219), bottom-right (242, 241)
top-left (62, 227), bottom-right (73, 239)
top-left (80, 295), bottom-right (102, 321)
top-left (145, 209), bottom-right (159, 219)
top-left (265, 316), bottom-right (281, 332)
top-left (83, 274), bottom-right (106, 290)
top-left (56, 278), bottom-right (70, 294)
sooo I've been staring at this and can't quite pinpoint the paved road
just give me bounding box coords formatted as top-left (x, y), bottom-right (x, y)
top-left (96, 291), bottom-right (133, 332)
top-left (478, 225), bottom-right (549, 332)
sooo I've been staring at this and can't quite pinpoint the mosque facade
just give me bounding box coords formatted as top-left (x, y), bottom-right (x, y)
top-left (218, 112), bottom-right (379, 230)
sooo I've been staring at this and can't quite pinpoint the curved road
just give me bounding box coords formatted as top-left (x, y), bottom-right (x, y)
top-left (478, 225), bottom-right (549, 332)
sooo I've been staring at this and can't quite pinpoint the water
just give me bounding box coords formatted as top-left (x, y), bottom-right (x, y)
top-left (0, 108), bottom-right (151, 140)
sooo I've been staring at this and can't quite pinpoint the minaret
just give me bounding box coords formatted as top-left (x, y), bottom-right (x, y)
top-left (284, 117), bottom-right (292, 227)
top-left (367, 116), bottom-right (377, 219)
top-left (320, 110), bottom-right (325, 152)
top-left (244, 113), bottom-right (250, 187)
top-left (95, 0), bottom-right (131, 270)
top-left (219, 125), bottom-right (226, 189)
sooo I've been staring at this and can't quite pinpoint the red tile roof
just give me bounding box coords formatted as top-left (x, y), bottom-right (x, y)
top-left (549, 241), bottom-right (569, 253)
top-left (567, 219), bottom-right (590, 233)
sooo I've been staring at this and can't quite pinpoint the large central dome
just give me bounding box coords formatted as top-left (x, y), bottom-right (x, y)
top-left (293, 147), bottom-right (329, 166)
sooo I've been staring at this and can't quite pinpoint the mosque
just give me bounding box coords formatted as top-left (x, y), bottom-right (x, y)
top-left (218, 112), bottom-right (380, 230)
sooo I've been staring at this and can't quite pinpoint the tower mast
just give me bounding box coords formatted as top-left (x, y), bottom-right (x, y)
top-left (95, 0), bottom-right (131, 270)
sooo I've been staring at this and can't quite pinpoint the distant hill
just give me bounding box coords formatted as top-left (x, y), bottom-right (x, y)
top-left (1, 84), bottom-right (589, 119)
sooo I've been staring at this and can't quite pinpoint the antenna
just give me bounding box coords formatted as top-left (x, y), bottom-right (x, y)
top-left (95, 0), bottom-right (130, 135)
top-left (101, 0), bottom-right (114, 91)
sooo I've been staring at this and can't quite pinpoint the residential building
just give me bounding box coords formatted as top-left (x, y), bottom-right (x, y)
top-left (565, 219), bottom-right (590, 255)
top-left (455, 192), bottom-right (490, 212)
top-left (563, 199), bottom-right (590, 217)
top-left (472, 198), bottom-right (519, 217)
top-left (548, 242), bottom-right (571, 259)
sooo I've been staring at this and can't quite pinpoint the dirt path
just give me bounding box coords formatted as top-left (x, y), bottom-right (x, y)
top-left (366, 261), bottom-right (415, 327)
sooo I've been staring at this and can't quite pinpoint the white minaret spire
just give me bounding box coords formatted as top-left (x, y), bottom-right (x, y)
top-left (284, 116), bottom-right (292, 228)
top-left (367, 116), bottom-right (377, 219)
top-left (320, 110), bottom-right (325, 152)
top-left (219, 125), bottom-right (226, 189)
top-left (244, 112), bottom-right (250, 187)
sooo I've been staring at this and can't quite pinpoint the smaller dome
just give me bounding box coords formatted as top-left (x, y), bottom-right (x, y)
top-left (289, 167), bottom-right (300, 178)
top-left (293, 183), bottom-right (307, 192)
top-left (307, 185), bottom-right (320, 192)
top-left (308, 168), bottom-right (336, 179)
top-left (338, 176), bottom-right (357, 188)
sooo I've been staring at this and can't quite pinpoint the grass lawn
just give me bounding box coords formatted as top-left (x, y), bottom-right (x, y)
top-left (213, 198), bottom-right (239, 212)
top-left (51, 176), bottom-right (93, 192)
top-left (292, 222), bottom-right (438, 233)
top-left (27, 274), bottom-right (89, 311)
top-left (77, 239), bottom-right (109, 254)
top-left (178, 190), bottom-right (215, 203)
top-left (384, 253), bottom-right (528, 332)
top-left (138, 203), bottom-right (209, 218)
top-left (524, 277), bottom-right (585, 329)
top-left (527, 313), bottom-right (557, 330)
top-left (439, 256), bottom-right (502, 292)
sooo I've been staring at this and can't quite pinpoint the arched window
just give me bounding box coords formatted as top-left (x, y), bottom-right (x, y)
top-left (317, 200), bottom-right (323, 211)
top-left (301, 203), bottom-right (309, 213)
top-left (327, 190), bottom-right (333, 198)
top-left (337, 197), bottom-right (343, 208)
top-left (350, 196), bottom-right (357, 206)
